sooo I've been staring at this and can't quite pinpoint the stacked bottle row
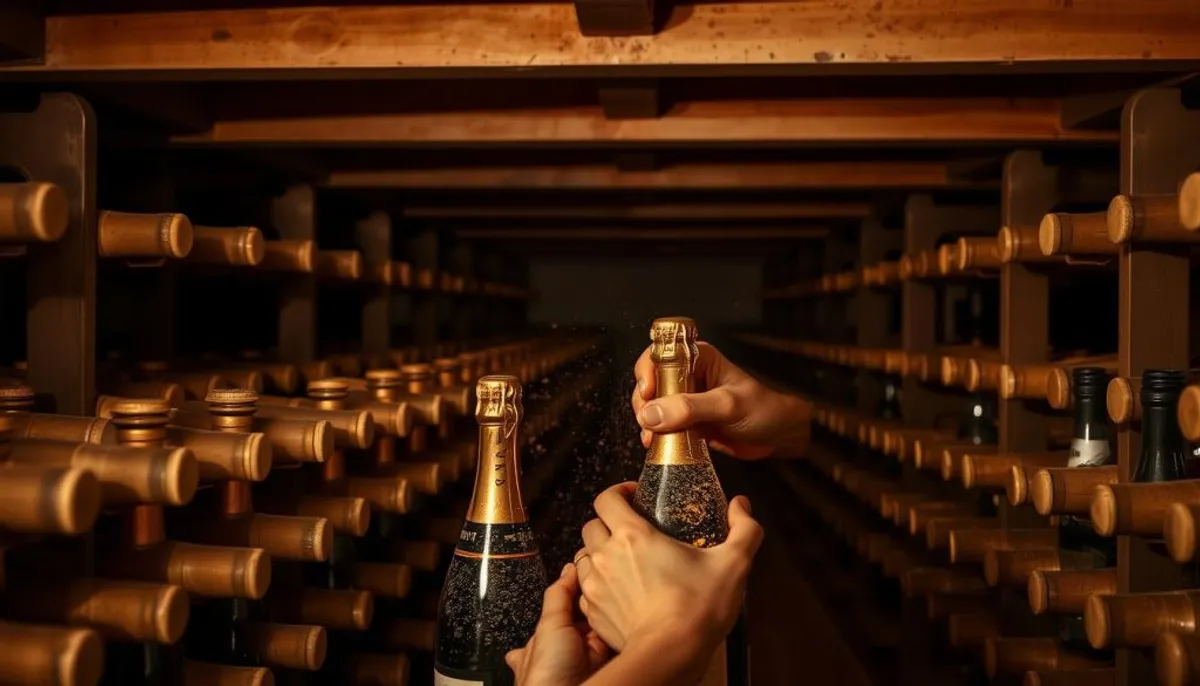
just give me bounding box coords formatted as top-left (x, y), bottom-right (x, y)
top-left (0, 332), bottom-right (601, 686)
top-left (748, 336), bottom-right (1200, 686)
top-left (737, 333), bottom-right (1120, 406)
top-left (764, 171), bottom-right (1200, 299)
top-left (0, 180), bottom-right (528, 298)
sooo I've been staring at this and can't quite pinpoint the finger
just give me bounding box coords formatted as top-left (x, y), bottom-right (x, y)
top-left (593, 482), bottom-right (645, 532)
top-left (574, 550), bottom-right (594, 582)
top-left (505, 648), bottom-right (525, 672)
top-left (579, 594), bottom-right (591, 617)
top-left (537, 564), bottom-right (581, 631)
top-left (633, 346), bottom-right (655, 400)
top-left (722, 495), bottom-right (765, 559)
top-left (694, 342), bottom-right (735, 390)
top-left (631, 386), bottom-right (648, 417)
top-left (638, 388), bottom-right (738, 433)
top-left (581, 518), bottom-right (611, 551)
top-left (641, 429), bottom-right (651, 448)
top-left (585, 630), bottom-right (611, 668)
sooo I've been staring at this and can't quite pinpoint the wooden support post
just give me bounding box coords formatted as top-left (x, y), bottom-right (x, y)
top-left (0, 93), bottom-right (97, 415)
top-left (1114, 87), bottom-right (1200, 686)
top-left (272, 184), bottom-right (317, 366)
top-left (998, 152), bottom-right (1056, 458)
top-left (356, 211), bottom-right (392, 357)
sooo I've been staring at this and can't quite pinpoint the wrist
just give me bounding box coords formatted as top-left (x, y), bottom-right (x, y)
top-left (627, 617), bottom-right (723, 673)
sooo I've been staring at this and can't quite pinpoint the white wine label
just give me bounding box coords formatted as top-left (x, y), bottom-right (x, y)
top-left (434, 671), bottom-right (484, 686)
top-left (1069, 439), bottom-right (1110, 468)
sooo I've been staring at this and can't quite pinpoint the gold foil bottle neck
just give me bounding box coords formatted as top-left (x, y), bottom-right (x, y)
top-left (649, 316), bottom-right (699, 370)
top-left (308, 379), bottom-right (349, 401)
top-left (206, 387), bottom-right (259, 408)
top-left (400, 363), bottom-right (434, 381)
top-left (365, 369), bottom-right (402, 389)
top-left (475, 375), bottom-right (523, 430)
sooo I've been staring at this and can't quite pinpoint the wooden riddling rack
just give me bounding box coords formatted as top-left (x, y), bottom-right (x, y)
top-left (0, 90), bottom-right (607, 686)
top-left (740, 85), bottom-right (1200, 686)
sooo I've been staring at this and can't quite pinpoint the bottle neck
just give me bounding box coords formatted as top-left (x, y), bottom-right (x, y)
top-left (655, 363), bottom-right (693, 397)
top-left (1135, 402), bottom-right (1187, 482)
top-left (467, 423), bottom-right (527, 524)
top-left (1073, 394), bottom-right (1110, 441)
top-left (647, 363), bottom-right (710, 466)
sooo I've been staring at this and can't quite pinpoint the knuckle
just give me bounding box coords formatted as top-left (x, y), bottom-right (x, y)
top-left (580, 575), bottom-right (601, 598)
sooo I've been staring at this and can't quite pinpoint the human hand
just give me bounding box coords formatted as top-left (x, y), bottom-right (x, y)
top-left (632, 342), bottom-right (810, 460)
top-left (506, 563), bottom-right (610, 686)
top-left (574, 482), bottom-right (763, 656)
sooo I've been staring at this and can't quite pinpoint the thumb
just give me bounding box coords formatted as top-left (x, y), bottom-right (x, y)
top-left (637, 389), bottom-right (735, 433)
top-left (537, 564), bottom-right (581, 630)
top-left (723, 496), bottom-right (764, 559)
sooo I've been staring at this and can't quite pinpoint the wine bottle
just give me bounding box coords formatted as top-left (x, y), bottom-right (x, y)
top-left (260, 238), bottom-right (315, 273)
top-left (434, 375), bottom-right (546, 686)
top-left (97, 211), bottom-right (193, 263)
top-left (1028, 568), bottom-right (1117, 615)
top-left (1089, 371), bottom-right (1193, 538)
top-left (632, 317), bottom-right (748, 686)
top-left (1057, 367), bottom-right (1116, 559)
top-left (0, 462), bottom-right (101, 534)
top-left (0, 181), bottom-right (68, 244)
top-left (1039, 211), bottom-right (1115, 256)
top-left (1133, 370), bottom-right (1189, 482)
top-left (984, 637), bottom-right (1106, 679)
top-left (266, 589), bottom-right (373, 631)
top-left (2, 439), bottom-right (197, 506)
top-left (3, 578), bottom-right (189, 644)
top-left (188, 226), bottom-right (264, 266)
top-left (316, 250), bottom-right (363, 281)
top-left (1084, 590), bottom-right (1200, 649)
top-left (0, 621), bottom-right (103, 686)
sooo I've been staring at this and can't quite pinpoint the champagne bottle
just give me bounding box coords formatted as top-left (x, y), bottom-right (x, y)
top-left (633, 317), bottom-right (748, 686)
top-left (0, 181), bottom-right (68, 244)
top-left (0, 621), bottom-right (103, 686)
top-left (434, 375), bottom-right (546, 685)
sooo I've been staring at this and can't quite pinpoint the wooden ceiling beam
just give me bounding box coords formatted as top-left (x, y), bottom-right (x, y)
top-left (10, 3), bottom-right (1200, 76)
top-left (172, 99), bottom-right (1115, 145)
top-left (457, 227), bottom-right (828, 240)
top-left (326, 162), bottom-right (984, 190)
top-left (403, 202), bottom-right (869, 220)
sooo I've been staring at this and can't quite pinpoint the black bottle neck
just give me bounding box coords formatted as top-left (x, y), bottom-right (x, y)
top-left (1133, 371), bottom-right (1188, 483)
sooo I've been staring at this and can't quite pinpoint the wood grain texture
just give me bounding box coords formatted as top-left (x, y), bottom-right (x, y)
top-left (173, 99), bottom-right (1116, 145)
top-left (403, 202), bottom-right (870, 220)
top-left (327, 162), bottom-right (983, 190)
top-left (14, 2), bottom-right (1200, 74)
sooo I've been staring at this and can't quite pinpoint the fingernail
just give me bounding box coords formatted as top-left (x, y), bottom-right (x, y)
top-left (639, 404), bottom-right (664, 428)
top-left (561, 563), bottom-right (572, 577)
top-left (637, 378), bottom-right (647, 396)
top-left (739, 496), bottom-right (753, 515)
